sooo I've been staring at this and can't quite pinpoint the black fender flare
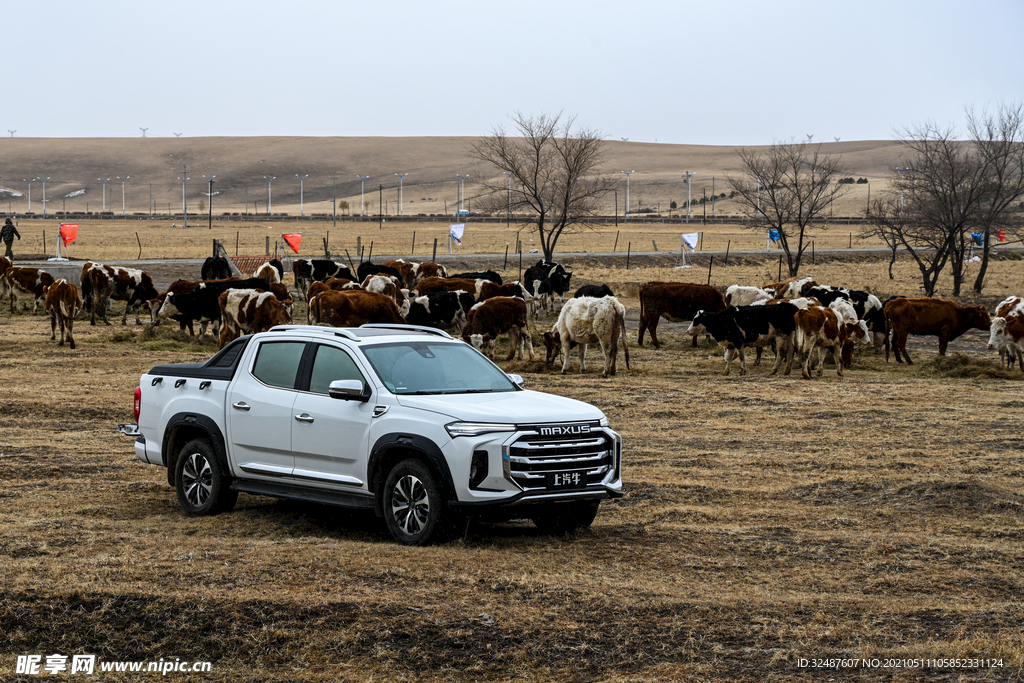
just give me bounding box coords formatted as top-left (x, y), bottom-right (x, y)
top-left (161, 413), bottom-right (230, 483)
top-left (367, 433), bottom-right (456, 514)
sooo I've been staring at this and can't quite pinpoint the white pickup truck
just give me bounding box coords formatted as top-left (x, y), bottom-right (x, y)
top-left (119, 324), bottom-right (623, 545)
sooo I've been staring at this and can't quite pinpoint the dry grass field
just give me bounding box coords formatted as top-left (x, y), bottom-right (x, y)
top-left (2, 221), bottom-right (1023, 682)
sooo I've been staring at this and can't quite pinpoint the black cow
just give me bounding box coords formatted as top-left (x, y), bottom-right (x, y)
top-left (405, 291), bottom-right (476, 330)
top-left (523, 259), bottom-right (573, 314)
top-left (449, 270), bottom-right (502, 285)
top-left (687, 303), bottom-right (800, 376)
top-left (357, 260), bottom-right (405, 286)
top-left (574, 284), bottom-right (614, 299)
top-left (157, 276), bottom-right (270, 337)
top-left (201, 256), bottom-right (232, 281)
top-left (310, 259), bottom-right (356, 284)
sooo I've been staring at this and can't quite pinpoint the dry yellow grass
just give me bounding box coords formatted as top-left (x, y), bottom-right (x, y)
top-left (2, 226), bottom-right (1023, 681)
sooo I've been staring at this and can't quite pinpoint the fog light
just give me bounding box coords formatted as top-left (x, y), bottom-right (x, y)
top-left (469, 450), bottom-right (488, 489)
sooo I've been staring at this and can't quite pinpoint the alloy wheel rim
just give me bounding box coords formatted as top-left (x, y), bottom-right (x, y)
top-left (182, 452), bottom-right (213, 507)
top-left (391, 474), bottom-right (429, 536)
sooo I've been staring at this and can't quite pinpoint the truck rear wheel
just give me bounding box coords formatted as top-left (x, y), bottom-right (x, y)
top-left (175, 438), bottom-right (238, 516)
top-left (383, 459), bottom-right (450, 546)
top-left (531, 500), bottom-right (600, 535)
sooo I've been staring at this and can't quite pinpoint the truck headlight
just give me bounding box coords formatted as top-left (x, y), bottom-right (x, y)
top-left (445, 422), bottom-right (516, 438)
top-left (599, 416), bottom-right (611, 428)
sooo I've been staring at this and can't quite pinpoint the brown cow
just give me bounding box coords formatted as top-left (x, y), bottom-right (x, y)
top-left (637, 281), bottom-right (727, 348)
top-left (0, 256), bottom-right (11, 300)
top-left (307, 289), bottom-right (405, 327)
top-left (44, 279), bottom-right (83, 349)
top-left (885, 298), bottom-right (991, 364)
top-left (218, 289), bottom-right (292, 348)
top-left (477, 280), bottom-right (530, 302)
top-left (416, 276), bottom-right (481, 296)
top-left (988, 313), bottom-right (1024, 370)
top-left (461, 296), bottom-right (534, 361)
top-left (80, 261), bottom-right (159, 325)
top-left (5, 267), bottom-right (55, 314)
top-left (794, 305), bottom-right (848, 379)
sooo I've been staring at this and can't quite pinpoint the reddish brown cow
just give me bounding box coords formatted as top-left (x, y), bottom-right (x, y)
top-left (5, 267), bottom-right (55, 314)
top-left (637, 281), bottom-right (727, 348)
top-left (307, 289), bottom-right (405, 327)
top-left (477, 280), bottom-right (529, 302)
top-left (416, 262), bottom-right (447, 280)
top-left (461, 296), bottom-right (534, 361)
top-left (80, 261), bottom-right (159, 325)
top-left (794, 305), bottom-right (848, 379)
top-left (416, 276), bottom-right (480, 296)
top-left (218, 289), bottom-right (292, 348)
top-left (885, 297), bottom-right (991, 364)
top-left (306, 277), bottom-right (356, 303)
top-left (44, 279), bottom-right (83, 349)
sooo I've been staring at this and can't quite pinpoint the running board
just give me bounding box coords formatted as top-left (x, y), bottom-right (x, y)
top-left (231, 479), bottom-right (375, 510)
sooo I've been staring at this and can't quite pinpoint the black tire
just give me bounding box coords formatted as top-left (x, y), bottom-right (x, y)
top-left (174, 438), bottom-right (238, 516)
top-left (531, 500), bottom-right (600, 535)
top-left (382, 459), bottom-right (450, 546)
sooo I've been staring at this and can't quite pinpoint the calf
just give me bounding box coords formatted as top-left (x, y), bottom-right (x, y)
top-left (462, 296), bottom-right (534, 361)
top-left (5, 266), bottom-right (55, 314)
top-left (80, 261), bottom-right (159, 326)
top-left (574, 284), bottom-right (614, 299)
top-left (543, 295), bottom-right (628, 376)
top-left (405, 290), bottom-right (476, 331)
top-left (993, 296), bottom-right (1024, 366)
top-left (44, 279), bottom-right (82, 349)
top-left (885, 298), bottom-right (991, 364)
top-left (218, 289), bottom-right (292, 348)
top-left (523, 259), bottom-right (573, 314)
top-left (157, 276), bottom-right (270, 337)
top-left (307, 289), bottom-right (405, 327)
top-left (988, 314), bottom-right (1024, 370)
top-left (794, 305), bottom-right (848, 379)
top-left (688, 303), bottom-right (800, 376)
top-left (638, 281), bottom-right (727, 348)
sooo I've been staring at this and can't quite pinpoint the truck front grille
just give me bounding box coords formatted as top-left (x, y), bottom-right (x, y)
top-left (507, 431), bottom-right (614, 491)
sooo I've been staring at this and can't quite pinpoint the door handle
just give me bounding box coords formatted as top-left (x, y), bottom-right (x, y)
top-left (294, 413), bottom-right (314, 423)
top-left (232, 402), bottom-right (251, 411)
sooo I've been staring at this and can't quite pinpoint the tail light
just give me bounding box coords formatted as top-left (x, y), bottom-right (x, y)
top-left (133, 386), bottom-right (141, 422)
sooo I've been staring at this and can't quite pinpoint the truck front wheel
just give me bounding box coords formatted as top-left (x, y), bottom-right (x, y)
top-left (383, 459), bottom-right (449, 546)
top-left (175, 439), bottom-right (238, 516)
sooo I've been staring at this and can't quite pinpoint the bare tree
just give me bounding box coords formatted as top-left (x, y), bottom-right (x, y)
top-left (727, 140), bottom-right (851, 277)
top-left (967, 104), bottom-right (1024, 293)
top-left (470, 113), bottom-right (614, 262)
top-left (862, 191), bottom-right (904, 280)
top-left (868, 185), bottom-right (953, 296)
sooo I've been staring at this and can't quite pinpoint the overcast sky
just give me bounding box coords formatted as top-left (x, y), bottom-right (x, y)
top-left (4, 0), bottom-right (1021, 145)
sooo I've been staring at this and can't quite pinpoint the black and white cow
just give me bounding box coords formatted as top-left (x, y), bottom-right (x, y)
top-left (574, 284), bottom-right (614, 299)
top-left (357, 260), bottom-right (405, 287)
top-left (405, 290), bottom-right (476, 330)
top-left (687, 303), bottom-right (800, 376)
top-left (804, 285), bottom-right (886, 351)
top-left (156, 276), bottom-right (270, 337)
top-left (523, 259), bottom-right (573, 314)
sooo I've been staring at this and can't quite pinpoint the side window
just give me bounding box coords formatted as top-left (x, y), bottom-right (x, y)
top-left (309, 344), bottom-right (365, 395)
top-left (251, 341), bottom-right (306, 390)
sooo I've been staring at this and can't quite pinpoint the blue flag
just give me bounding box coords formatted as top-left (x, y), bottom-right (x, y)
top-left (769, 229), bottom-right (780, 243)
top-left (971, 232), bottom-right (984, 246)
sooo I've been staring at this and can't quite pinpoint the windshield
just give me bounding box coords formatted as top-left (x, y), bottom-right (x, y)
top-left (362, 341), bottom-right (518, 395)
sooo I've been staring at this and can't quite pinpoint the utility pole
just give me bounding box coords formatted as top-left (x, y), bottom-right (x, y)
top-left (178, 166), bottom-right (189, 229)
top-left (203, 175), bottom-right (216, 229)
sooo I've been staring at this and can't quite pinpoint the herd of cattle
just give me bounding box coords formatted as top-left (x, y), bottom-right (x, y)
top-left (1, 253), bottom-right (1021, 380)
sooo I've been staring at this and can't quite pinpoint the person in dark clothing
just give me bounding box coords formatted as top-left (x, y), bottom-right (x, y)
top-left (1, 218), bottom-right (20, 259)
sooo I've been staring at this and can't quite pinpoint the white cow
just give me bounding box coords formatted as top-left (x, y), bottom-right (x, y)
top-left (725, 285), bottom-right (772, 307)
top-left (542, 296), bottom-right (629, 376)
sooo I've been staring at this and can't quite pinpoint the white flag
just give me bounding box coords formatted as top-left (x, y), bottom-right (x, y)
top-left (681, 232), bottom-right (699, 251)
top-left (449, 223), bottom-right (465, 245)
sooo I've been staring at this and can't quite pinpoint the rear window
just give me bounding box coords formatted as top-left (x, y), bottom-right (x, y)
top-left (252, 341), bottom-right (305, 390)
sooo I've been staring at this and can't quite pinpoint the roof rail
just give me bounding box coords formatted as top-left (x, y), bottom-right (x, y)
top-left (268, 324), bottom-right (360, 341)
top-left (360, 323), bottom-right (453, 340)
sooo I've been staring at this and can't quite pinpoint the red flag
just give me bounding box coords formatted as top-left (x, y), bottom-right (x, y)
top-left (996, 228), bottom-right (1006, 243)
top-left (59, 223), bottom-right (79, 246)
top-left (281, 232), bottom-right (302, 254)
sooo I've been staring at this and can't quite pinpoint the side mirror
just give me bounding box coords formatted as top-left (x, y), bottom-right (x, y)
top-left (329, 379), bottom-right (369, 402)
top-left (507, 373), bottom-right (524, 388)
